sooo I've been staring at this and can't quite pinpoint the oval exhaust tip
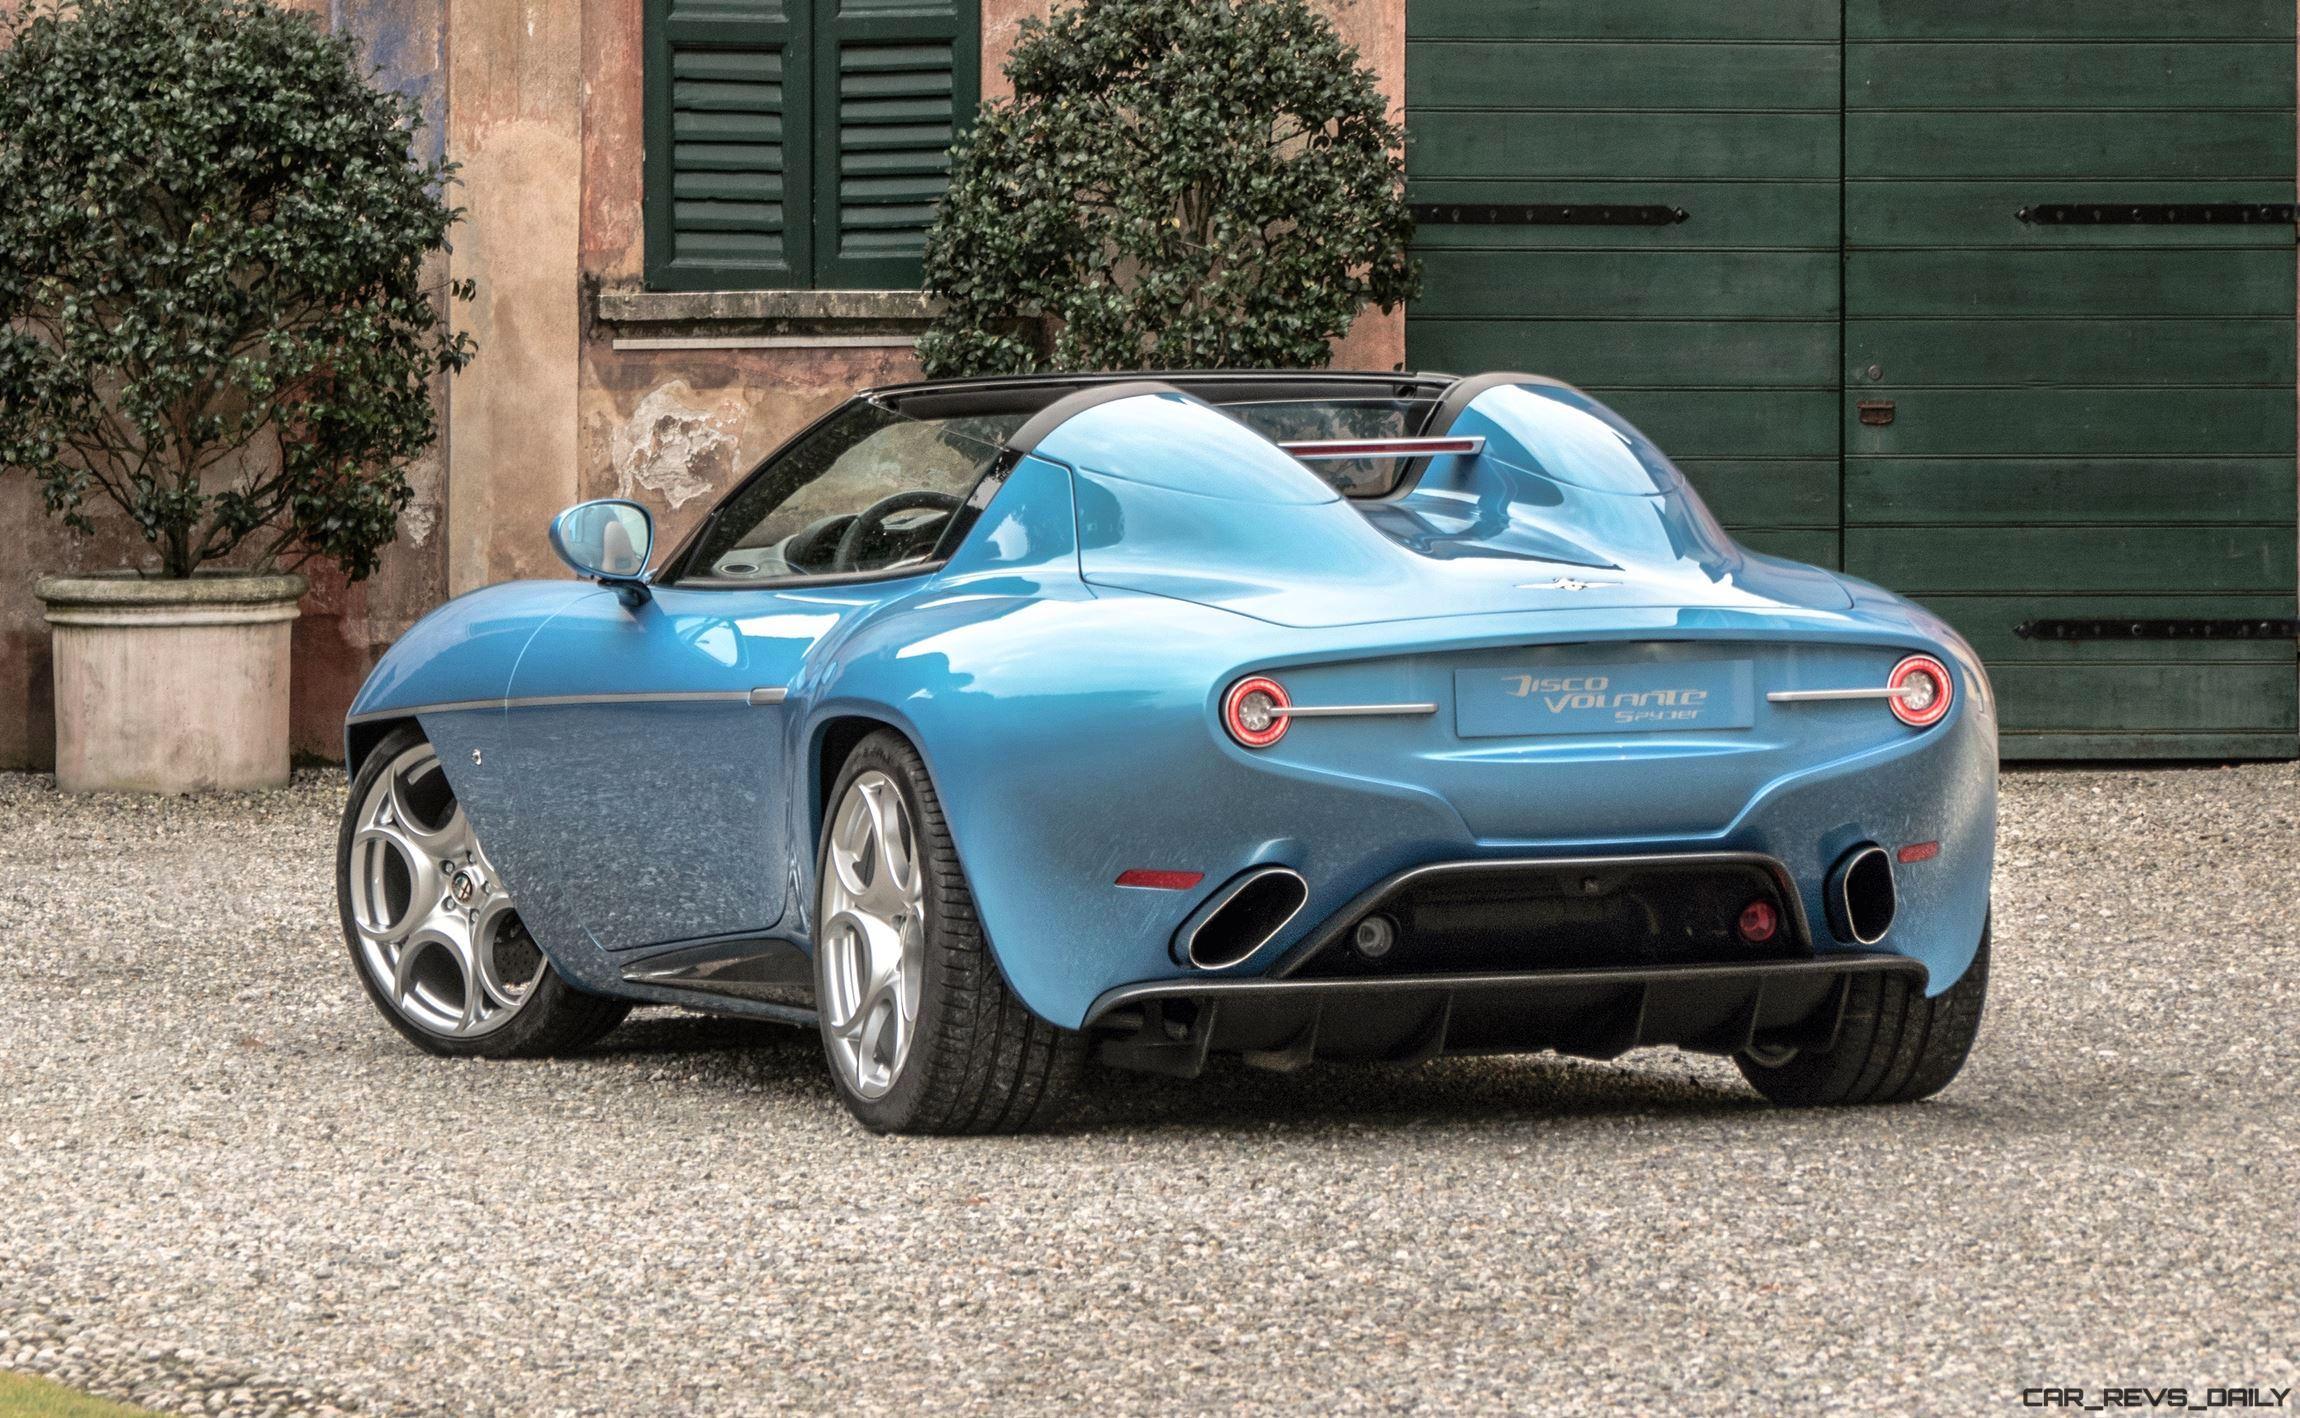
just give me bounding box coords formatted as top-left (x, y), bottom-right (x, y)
top-left (1827, 845), bottom-right (1897, 945)
top-left (1180, 867), bottom-right (1309, 970)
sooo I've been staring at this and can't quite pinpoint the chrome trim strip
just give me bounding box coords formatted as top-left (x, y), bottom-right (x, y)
top-left (1270, 702), bottom-right (1438, 719)
top-left (1767, 686), bottom-right (1920, 703)
top-left (1280, 436), bottom-right (1486, 460)
top-left (346, 690), bottom-right (757, 724)
top-left (345, 698), bottom-right (499, 724)
top-left (1181, 866), bottom-right (1310, 971)
top-left (508, 691), bottom-right (754, 708)
top-left (749, 686), bottom-right (789, 706)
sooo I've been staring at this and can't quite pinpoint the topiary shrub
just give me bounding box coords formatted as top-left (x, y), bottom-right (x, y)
top-left (916, 0), bottom-right (1418, 378)
top-left (0, 0), bottom-right (473, 581)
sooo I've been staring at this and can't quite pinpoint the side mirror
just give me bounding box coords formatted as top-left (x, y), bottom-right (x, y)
top-left (549, 499), bottom-right (654, 605)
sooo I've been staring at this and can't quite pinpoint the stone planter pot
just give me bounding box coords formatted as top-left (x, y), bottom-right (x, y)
top-left (33, 571), bottom-right (309, 793)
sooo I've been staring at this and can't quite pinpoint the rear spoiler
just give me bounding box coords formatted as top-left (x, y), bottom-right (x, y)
top-left (1278, 436), bottom-right (1485, 461)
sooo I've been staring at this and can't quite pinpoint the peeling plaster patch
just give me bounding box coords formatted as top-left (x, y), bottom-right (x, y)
top-left (611, 380), bottom-right (745, 508)
top-left (398, 447), bottom-right (444, 546)
top-left (400, 498), bottom-right (438, 546)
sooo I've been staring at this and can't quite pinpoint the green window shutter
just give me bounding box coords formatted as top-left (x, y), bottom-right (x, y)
top-left (646, 0), bottom-right (814, 290)
top-left (810, 0), bottom-right (979, 288)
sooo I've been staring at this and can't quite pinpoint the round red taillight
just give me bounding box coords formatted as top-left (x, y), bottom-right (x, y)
top-left (1889, 654), bottom-right (1954, 728)
top-left (1222, 675), bottom-right (1290, 748)
top-left (1736, 899), bottom-right (1779, 945)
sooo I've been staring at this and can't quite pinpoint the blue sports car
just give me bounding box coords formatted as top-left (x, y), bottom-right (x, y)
top-left (337, 371), bottom-right (1996, 1133)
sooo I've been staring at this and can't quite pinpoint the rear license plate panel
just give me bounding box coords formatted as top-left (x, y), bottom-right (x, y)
top-left (1455, 659), bottom-right (1755, 738)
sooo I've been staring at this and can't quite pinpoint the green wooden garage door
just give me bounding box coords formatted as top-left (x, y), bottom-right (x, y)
top-left (1406, 0), bottom-right (2300, 759)
top-left (1405, 0), bottom-right (1847, 571)
top-left (1843, 0), bottom-right (2297, 758)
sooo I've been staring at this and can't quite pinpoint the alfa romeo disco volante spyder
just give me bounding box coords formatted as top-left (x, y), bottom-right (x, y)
top-left (337, 370), bottom-right (1995, 1133)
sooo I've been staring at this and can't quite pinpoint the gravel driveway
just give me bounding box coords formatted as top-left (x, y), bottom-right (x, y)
top-left (2, 764), bottom-right (2296, 1416)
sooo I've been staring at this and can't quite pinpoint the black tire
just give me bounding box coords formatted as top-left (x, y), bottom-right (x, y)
top-left (815, 729), bottom-right (1084, 1134)
top-left (338, 724), bottom-right (630, 1059)
top-left (1736, 924), bottom-right (1990, 1107)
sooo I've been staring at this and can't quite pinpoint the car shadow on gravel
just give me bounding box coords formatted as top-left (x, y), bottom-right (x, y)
top-left (570, 1009), bottom-right (2035, 1140)
top-left (580, 1009), bottom-right (1778, 1133)
top-left (582, 1008), bottom-right (814, 1059)
top-left (1059, 1053), bottom-right (1772, 1134)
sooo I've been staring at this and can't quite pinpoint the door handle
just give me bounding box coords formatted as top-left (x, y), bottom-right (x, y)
top-left (1858, 400), bottom-right (1896, 427)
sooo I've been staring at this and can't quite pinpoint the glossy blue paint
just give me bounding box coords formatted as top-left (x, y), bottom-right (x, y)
top-left (1059, 390), bottom-right (1849, 629)
top-left (344, 580), bottom-right (593, 725)
top-left (503, 584), bottom-right (890, 952)
top-left (344, 379), bottom-right (1999, 1033)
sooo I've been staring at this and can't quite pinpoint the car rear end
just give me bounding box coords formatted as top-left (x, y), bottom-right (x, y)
top-left (1070, 607), bottom-right (1995, 1075)
top-left (932, 378), bottom-right (1995, 1072)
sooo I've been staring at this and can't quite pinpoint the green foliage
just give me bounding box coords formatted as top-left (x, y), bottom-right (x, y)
top-left (916, 0), bottom-right (1419, 378)
top-left (0, 0), bottom-right (473, 580)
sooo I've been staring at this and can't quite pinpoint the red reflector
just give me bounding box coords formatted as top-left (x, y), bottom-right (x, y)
top-left (1897, 841), bottom-right (1941, 864)
top-left (1736, 899), bottom-right (1779, 944)
top-left (1115, 869), bottom-right (1205, 891)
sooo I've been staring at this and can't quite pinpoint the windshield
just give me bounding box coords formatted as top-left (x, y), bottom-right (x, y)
top-left (671, 386), bottom-right (1455, 586)
top-left (676, 402), bottom-right (1021, 584)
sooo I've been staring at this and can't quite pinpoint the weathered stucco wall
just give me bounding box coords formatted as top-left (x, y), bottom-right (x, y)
top-left (0, 0), bottom-right (451, 769)
top-left (1319, 0), bottom-right (1408, 371)
top-left (571, 0), bottom-right (1409, 565)
top-left (1, 0), bottom-right (1410, 769)
top-left (443, 0), bottom-right (583, 593)
top-left (575, 0), bottom-right (928, 563)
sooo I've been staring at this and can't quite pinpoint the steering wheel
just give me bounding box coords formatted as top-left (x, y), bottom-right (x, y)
top-left (780, 513), bottom-right (856, 573)
top-left (833, 490), bottom-right (963, 571)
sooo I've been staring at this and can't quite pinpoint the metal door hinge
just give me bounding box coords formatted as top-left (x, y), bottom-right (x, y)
top-left (2015, 619), bottom-right (2300, 641)
top-left (1409, 203), bottom-right (1689, 227)
top-left (2017, 203), bottom-right (2299, 226)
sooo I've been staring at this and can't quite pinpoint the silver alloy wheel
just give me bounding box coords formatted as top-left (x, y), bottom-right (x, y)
top-left (820, 770), bottom-right (927, 1100)
top-left (347, 743), bottom-right (543, 1038)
